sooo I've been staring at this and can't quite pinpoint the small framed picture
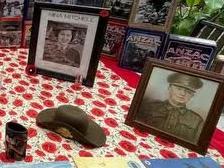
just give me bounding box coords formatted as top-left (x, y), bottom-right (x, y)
top-left (102, 18), bottom-right (127, 59)
top-left (0, 0), bottom-right (24, 18)
top-left (22, 20), bottom-right (32, 48)
top-left (27, 2), bottom-right (109, 87)
top-left (129, 0), bottom-right (177, 32)
top-left (119, 28), bottom-right (167, 72)
top-left (161, 34), bottom-right (217, 70)
top-left (125, 59), bottom-right (224, 154)
top-left (103, 0), bottom-right (134, 20)
top-left (0, 17), bottom-right (22, 48)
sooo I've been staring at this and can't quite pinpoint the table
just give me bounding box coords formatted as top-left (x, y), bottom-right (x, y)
top-left (0, 49), bottom-right (223, 165)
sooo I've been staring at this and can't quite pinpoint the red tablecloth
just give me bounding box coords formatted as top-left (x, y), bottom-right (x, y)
top-left (0, 49), bottom-right (223, 165)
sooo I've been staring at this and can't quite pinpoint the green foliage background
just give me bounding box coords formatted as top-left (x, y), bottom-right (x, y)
top-left (171, 0), bottom-right (224, 35)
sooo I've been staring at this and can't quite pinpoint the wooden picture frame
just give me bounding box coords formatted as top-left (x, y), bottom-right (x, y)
top-left (27, 2), bottom-right (109, 87)
top-left (103, 0), bottom-right (134, 20)
top-left (125, 59), bottom-right (224, 155)
top-left (102, 18), bottom-right (127, 59)
top-left (0, 17), bottom-right (22, 48)
top-left (128, 0), bottom-right (177, 32)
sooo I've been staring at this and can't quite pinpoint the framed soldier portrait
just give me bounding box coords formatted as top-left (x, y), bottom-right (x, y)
top-left (128, 0), bottom-right (177, 32)
top-left (26, 2), bottom-right (109, 87)
top-left (125, 58), bottom-right (224, 155)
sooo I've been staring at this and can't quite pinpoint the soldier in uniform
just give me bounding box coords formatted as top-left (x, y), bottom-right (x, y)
top-left (136, 72), bottom-right (204, 143)
top-left (43, 23), bottom-right (81, 67)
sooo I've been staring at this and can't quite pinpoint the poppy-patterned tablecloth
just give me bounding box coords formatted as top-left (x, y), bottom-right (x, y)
top-left (0, 49), bottom-right (223, 165)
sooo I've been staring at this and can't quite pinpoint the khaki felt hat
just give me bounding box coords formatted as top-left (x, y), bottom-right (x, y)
top-left (36, 105), bottom-right (106, 147)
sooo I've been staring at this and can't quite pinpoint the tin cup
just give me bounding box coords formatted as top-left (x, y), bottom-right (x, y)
top-left (5, 122), bottom-right (28, 161)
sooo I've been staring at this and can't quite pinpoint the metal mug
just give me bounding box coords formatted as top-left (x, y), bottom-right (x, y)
top-left (5, 122), bottom-right (28, 161)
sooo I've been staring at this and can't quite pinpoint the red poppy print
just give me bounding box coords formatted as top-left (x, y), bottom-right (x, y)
top-left (20, 115), bottom-right (28, 120)
top-left (91, 108), bottom-right (105, 117)
top-left (121, 105), bottom-right (129, 112)
top-left (9, 63), bottom-right (18, 67)
top-left (110, 74), bottom-right (120, 80)
top-left (12, 73), bottom-right (21, 79)
top-left (14, 85), bottom-right (25, 93)
top-left (42, 84), bottom-right (53, 90)
top-left (119, 140), bottom-right (137, 152)
top-left (19, 60), bottom-right (27, 66)
top-left (22, 93), bottom-right (33, 100)
top-left (98, 88), bottom-right (111, 96)
top-left (120, 130), bottom-right (137, 141)
top-left (56, 95), bottom-right (69, 103)
top-left (102, 127), bottom-right (110, 136)
top-left (139, 142), bottom-right (151, 149)
top-left (0, 96), bottom-right (8, 105)
top-left (62, 144), bottom-right (72, 150)
top-left (92, 100), bottom-right (106, 108)
top-left (26, 109), bottom-right (38, 118)
top-left (79, 150), bottom-right (93, 157)
top-left (30, 78), bottom-right (39, 84)
top-left (55, 155), bottom-right (69, 161)
top-left (24, 155), bottom-right (33, 162)
top-left (9, 110), bottom-right (17, 115)
top-left (114, 147), bottom-right (126, 156)
top-left (74, 98), bottom-right (85, 105)
top-left (6, 68), bottom-right (14, 73)
top-left (28, 127), bottom-right (37, 138)
top-left (104, 98), bottom-right (117, 106)
top-left (35, 150), bottom-right (46, 157)
top-left (188, 152), bottom-right (198, 158)
top-left (160, 149), bottom-right (178, 158)
top-left (0, 152), bottom-right (15, 162)
top-left (19, 80), bottom-right (29, 86)
top-left (104, 118), bottom-right (118, 128)
top-left (70, 83), bottom-right (82, 91)
top-left (96, 71), bottom-right (106, 79)
top-left (81, 92), bottom-right (93, 99)
top-left (108, 109), bottom-right (117, 114)
top-left (97, 82), bottom-right (109, 88)
top-left (42, 142), bottom-right (57, 153)
top-left (0, 53), bottom-right (5, 57)
top-left (13, 99), bottom-right (23, 107)
top-left (30, 102), bottom-right (43, 110)
top-left (138, 154), bottom-right (150, 160)
top-left (43, 99), bottom-right (54, 107)
top-left (133, 128), bottom-right (149, 137)
top-left (155, 137), bottom-right (174, 148)
top-left (40, 91), bottom-right (52, 98)
top-left (0, 109), bottom-right (6, 116)
top-left (116, 93), bottom-right (130, 101)
top-left (3, 78), bottom-right (12, 83)
top-left (47, 132), bottom-right (62, 142)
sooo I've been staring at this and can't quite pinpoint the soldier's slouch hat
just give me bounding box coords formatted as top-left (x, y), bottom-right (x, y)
top-left (167, 73), bottom-right (203, 92)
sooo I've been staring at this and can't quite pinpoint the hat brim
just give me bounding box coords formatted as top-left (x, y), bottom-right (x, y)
top-left (36, 108), bottom-right (106, 147)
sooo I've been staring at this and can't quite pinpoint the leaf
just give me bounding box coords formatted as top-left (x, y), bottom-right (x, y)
top-left (173, 18), bottom-right (197, 35)
top-left (186, 0), bottom-right (201, 7)
top-left (204, 0), bottom-right (224, 11)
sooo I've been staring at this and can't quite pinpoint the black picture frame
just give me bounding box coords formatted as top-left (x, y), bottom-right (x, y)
top-left (125, 58), bottom-right (224, 155)
top-left (27, 2), bottom-right (109, 87)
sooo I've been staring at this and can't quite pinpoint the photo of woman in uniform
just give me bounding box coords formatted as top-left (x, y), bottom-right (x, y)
top-left (43, 21), bottom-right (87, 68)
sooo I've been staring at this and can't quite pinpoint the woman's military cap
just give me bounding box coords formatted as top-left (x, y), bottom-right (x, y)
top-left (167, 73), bottom-right (203, 92)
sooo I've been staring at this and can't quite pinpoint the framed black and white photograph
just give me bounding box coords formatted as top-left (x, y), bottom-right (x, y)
top-left (119, 28), bottom-right (167, 72)
top-left (125, 59), bottom-right (224, 154)
top-left (0, 17), bottom-right (22, 48)
top-left (161, 34), bottom-right (217, 70)
top-left (27, 2), bottom-right (109, 87)
top-left (103, 0), bottom-right (134, 20)
top-left (129, 0), bottom-right (177, 32)
top-left (0, 0), bottom-right (24, 18)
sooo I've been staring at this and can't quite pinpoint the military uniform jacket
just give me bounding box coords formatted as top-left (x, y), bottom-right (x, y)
top-left (137, 100), bottom-right (204, 143)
